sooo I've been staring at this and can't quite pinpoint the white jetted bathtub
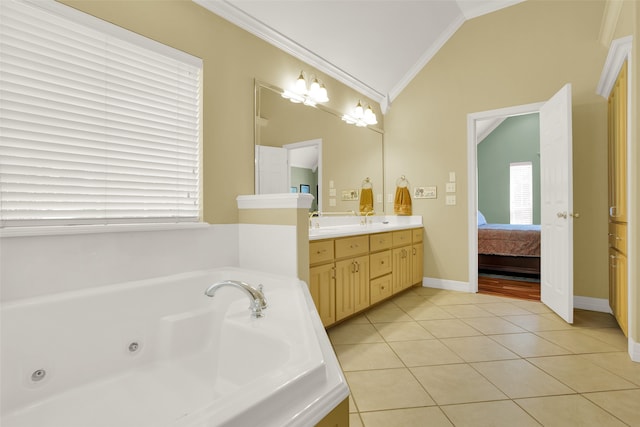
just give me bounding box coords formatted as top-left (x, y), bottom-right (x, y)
top-left (1, 267), bottom-right (348, 427)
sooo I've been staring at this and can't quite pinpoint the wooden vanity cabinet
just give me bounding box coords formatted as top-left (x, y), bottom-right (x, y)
top-left (411, 228), bottom-right (424, 286)
top-left (392, 230), bottom-right (413, 294)
top-left (334, 235), bottom-right (369, 321)
top-left (309, 227), bottom-right (423, 327)
top-left (309, 240), bottom-right (336, 327)
top-left (369, 232), bottom-right (393, 304)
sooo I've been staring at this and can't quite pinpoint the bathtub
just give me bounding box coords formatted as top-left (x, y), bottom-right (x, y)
top-left (1, 267), bottom-right (348, 427)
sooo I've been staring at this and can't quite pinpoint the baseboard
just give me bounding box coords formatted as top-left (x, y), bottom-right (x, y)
top-left (630, 337), bottom-right (640, 363)
top-left (573, 296), bottom-right (613, 314)
top-left (423, 277), bottom-right (472, 293)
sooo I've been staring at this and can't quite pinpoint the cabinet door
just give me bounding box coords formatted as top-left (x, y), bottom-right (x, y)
top-left (370, 274), bottom-right (392, 305)
top-left (335, 259), bottom-right (355, 321)
top-left (370, 250), bottom-right (392, 279)
top-left (309, 263), bottom-right (335, 327)
top-left (609, 249), bottom-right (628, 336)
top-left (392, 246), bottom-right (411, 294)
top-left (411, 243), bottom-right (423, 285)
top-left (353, 255), bottom-right (370, 313)
top-left (608, 62), bottom-right (627, 222)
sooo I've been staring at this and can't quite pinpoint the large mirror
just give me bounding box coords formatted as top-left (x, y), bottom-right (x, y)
top-left (255, 81), bottom-right (384, 213)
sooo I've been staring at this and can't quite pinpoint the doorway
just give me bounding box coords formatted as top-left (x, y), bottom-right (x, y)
top-left (467, 84), bottom-right (575, 323)
top-left (475, 113), bottom-right (541, 301)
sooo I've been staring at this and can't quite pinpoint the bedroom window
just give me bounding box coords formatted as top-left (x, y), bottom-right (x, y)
top-left (0, 0), bottom-right (202, 228)
top-left (509, 162), bottom-right (533, 225)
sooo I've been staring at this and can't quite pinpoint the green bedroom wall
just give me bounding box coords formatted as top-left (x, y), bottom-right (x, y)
top-left (477, 114), bottom-right (541, 225)
top-left (291, 167), bottom-right (318, 211)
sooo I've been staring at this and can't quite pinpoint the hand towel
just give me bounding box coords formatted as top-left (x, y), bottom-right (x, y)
top-left (394, 186), bottom-right (412, 215)
top-left (359, 187), bottom-right (374, 215)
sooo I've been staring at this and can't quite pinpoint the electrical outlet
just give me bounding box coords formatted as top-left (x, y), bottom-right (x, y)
top-left (449, 171), bottom-right (456, 182)
top-left (329, 198), bottom-right (336, 207)
top-left (329, 188), bottom-right (336, 197)
top-left (446, 195), bottom-right (456, 205)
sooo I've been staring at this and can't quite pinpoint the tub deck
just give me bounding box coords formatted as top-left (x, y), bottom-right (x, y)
top-left (1, 268), bottom-right (348, 427)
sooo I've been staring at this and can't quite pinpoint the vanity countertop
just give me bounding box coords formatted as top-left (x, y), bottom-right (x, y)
top-left (309, 215), bottom-right (423, 240)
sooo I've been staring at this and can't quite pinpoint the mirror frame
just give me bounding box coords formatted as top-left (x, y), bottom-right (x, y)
top-left (254, 80), bottom-right (385, 213)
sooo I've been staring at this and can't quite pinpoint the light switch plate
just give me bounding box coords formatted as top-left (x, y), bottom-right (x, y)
top-left (387, 194), bottom-right (394, 203)
top-left (329, 198), bottom-right (336, 207)
top-left (446, 195), bottom-right (456, 205)
top-left (329, 188), bottom-right (336, 197)
top-left (376, 194), bottom-right (382, 203)
top-left (449, 172), bottom-right (456, 182)
top-left (446, 182), bottom-right (456, 193)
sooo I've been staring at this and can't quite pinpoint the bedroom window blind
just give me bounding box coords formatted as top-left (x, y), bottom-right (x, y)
top-left (0, 0), bottom-right (202, 228)
top-left (509, 162), bottom-right (533, 225)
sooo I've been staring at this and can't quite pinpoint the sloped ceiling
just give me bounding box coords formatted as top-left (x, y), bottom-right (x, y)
top-left (194, 0), bottom-right (524, 110)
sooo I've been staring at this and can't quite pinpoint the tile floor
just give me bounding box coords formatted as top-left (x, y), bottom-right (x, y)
top-left (328, 287), bottom-right (640, 427)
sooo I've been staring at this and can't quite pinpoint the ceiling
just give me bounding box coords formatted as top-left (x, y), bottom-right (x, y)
top-left (194, 0), bottom-right (524, 110)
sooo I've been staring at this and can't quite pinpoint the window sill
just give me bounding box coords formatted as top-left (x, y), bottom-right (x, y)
top-left (0, 222), bottom-right (211, 238)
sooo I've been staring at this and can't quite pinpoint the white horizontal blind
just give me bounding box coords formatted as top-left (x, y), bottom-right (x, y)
top-left (509, 162), bottom-right (533, 225)
top-left (0, 0), bottom-right (202, 227)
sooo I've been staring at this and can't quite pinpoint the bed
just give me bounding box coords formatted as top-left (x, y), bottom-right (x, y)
top-left (477, 212), bottom-right (541, 276)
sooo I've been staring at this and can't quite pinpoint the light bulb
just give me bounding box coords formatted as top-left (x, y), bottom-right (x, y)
top-left (354, 101), bottom-right (364, 119)
top-left (364, 106), bottom-right (377, 125)
top-left (295, 72), bottom-right (307, 94)
top-left (317, 84), bottom-right (329, 102)
top-left (309, 78), bottom-right (320, 99)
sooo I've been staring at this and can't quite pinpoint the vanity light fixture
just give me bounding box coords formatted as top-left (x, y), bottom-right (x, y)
top-left (342, 100), bottom-right (378, 127)
top-left (282, 71), bottom-right (329, 107)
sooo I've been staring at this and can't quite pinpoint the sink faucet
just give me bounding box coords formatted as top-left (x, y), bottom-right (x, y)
top-left (308, 211), bottom-right (319, 229)
top-left (365, 210), bottom-right (375, 224)
top-left (205, 280), bottom-right (268, 318)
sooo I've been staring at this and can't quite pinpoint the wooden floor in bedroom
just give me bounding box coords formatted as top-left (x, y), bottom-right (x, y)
top-left (478, 274), bottom-right (540, 301)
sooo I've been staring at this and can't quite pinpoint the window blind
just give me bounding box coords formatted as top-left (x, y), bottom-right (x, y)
top-left (509, 162), bottom-right (533, 225)
top-left (0, 0), bottom-right (202, 227)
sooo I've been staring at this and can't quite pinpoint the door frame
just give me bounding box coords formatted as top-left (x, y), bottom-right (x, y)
top-left (466, 102), bottom-right (543, 293)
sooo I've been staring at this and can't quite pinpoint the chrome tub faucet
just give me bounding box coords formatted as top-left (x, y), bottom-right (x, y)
top-left (205, 280), bottom-right (268, 318)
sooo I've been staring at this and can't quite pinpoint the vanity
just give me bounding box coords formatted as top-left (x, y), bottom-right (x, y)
top-left (308, 217), bottom-right (423, 328)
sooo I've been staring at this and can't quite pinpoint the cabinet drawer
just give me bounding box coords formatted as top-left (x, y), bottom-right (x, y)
top-left (370, 250), bottom-right (392, 279)
top-left (370, 232), bottom-right (392, 252)
top-left (310, 240), bottom-right (334, 265)
top-left (370, 274), bottom-right (393, 305)
top-left (609, 222), bottom-right (627, 253)
top-left (392, 230), bottom-right (412, 247)
top-left (412, 228), bottom-right (423, 243)
top-left (335, 235), bottom-right (369, 258)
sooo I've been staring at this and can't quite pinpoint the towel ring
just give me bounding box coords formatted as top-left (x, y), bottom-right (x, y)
top-left (361, 177), bottom-right (373, 189)
top-left (396, 175), bottom-right (409, 188)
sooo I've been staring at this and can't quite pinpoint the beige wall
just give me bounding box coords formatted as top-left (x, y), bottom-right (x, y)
top-left (60, 0), bottom-right (381, 224)
top-left (384, 0), bottom-right (611, 300)
top-left (56, 0), bottom-right (640, 341)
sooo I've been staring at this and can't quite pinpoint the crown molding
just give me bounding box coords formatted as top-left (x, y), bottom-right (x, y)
top-left (596, 36), bottom-right (632, 98)
top-left (598, 0), bottom-right (624, 48)
top-left (194, 0), bottom-right (385, 104)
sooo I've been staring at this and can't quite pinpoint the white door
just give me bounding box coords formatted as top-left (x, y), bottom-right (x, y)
top-left (255, 145), bottom-right (288, 194)
top-left (539, 84), bottom-right (574, 323)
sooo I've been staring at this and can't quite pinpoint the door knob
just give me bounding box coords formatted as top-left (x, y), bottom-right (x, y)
top-left (557, 211), bottom-right (567, 219)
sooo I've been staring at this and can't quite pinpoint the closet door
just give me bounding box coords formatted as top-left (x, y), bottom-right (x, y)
top-left (607, 61), bottom-right (628, 336)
